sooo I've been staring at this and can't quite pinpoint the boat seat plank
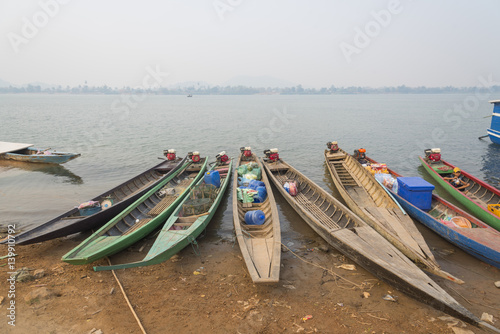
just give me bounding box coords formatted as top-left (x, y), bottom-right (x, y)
top-left (123, 218), bottom-right (152, 235)
top-left (177, 213), bottom-right (209, 224)
top-left (173, 222), bottom-right (194, 227)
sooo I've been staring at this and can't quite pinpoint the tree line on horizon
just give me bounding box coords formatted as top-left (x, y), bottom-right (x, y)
top-left (1, 84), bottom-right (499, 95)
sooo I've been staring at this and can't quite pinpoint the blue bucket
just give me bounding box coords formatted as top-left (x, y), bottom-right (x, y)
top-left (205, 170), bottom-right (221, 188)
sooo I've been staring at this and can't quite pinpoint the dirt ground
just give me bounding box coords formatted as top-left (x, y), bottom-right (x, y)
top-left (1, 223), bottom-right (499, 334)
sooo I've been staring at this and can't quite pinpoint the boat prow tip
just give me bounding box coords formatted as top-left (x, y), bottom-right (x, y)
top-left (478, 321), bottom-right (500, 334)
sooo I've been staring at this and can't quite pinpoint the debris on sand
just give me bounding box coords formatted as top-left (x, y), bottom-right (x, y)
top-left (481, 312), bottom-right (494, 324)
top-left (382, 294), bottom-right (397, 302)
top-left (336, 264), bottom-right (356, 271)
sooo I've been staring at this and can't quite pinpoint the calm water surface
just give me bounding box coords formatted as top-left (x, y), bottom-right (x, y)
top-left (0, 94), bottom-right (498, 240)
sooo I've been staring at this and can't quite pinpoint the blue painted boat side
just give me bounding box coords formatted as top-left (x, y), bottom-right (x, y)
top-left (488, 101), bottom-right (500, 145)
top-left (393, 192), bottom-right (500, 269)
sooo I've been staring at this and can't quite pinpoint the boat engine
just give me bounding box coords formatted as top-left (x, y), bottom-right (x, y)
top-left (216, 151), bottom-right (229, 164)
top-left (424, 148), bottom-right (441, 163)
top-left (164, 149), bottom-right (176, 161)
top-left (188, 151), bottom-right (201, 163)
top-left (326, 141), bottom-right (339, 153)
top-left (353, 148), bottom-right (367, 164)
top-left (240, 147), bottom-right (252, 158)
top-left (263, 148), bottom-right (280, 162)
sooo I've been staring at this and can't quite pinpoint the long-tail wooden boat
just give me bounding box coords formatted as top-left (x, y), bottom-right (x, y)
top-left (261, 156), bottom-right (499, 332)
top-left (0, 156), bottom-right (187, 246)
top-left (0, 141), bottom-right (80, 164)
top-left (233, 148), bottom-right (281, 283)
top-left (94, 156), bottom-right (232, 271)
top-left (420, 154), bottom-right (500, 232)
top-left (62, 157), bottom-right (207, 265)
top-left (366, 156), bottom-right (500, 269)
top-left (324, 147), bottom-right (461, 283)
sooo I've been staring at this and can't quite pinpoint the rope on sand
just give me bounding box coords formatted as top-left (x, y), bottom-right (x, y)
top-left (106, 257), bottom-right (147, 334)
top-left (280, 243), bottom-right (362, 289)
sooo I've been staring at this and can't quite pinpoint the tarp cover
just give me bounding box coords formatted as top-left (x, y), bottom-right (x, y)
top-left (0, 141), bottom-right (33, 154)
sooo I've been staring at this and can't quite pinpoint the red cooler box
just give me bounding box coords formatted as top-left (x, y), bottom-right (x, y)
top-left (397, 177), bottom-right (435, 211)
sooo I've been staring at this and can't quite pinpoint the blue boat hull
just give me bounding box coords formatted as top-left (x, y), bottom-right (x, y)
top-left (488, 101), bottom-right (500, 145)
top-left (393, 192), bottom-right (500, 269)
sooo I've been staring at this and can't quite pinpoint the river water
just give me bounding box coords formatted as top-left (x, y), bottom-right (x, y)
top-left (0, 93), bottom-right (498, 240)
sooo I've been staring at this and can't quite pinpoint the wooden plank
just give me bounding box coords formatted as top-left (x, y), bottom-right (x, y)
top-left (250, 238), bottom-right (271, 278)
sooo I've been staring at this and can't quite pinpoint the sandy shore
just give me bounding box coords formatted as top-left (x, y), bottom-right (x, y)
top-left (1, 223), bottom-right (499, 334)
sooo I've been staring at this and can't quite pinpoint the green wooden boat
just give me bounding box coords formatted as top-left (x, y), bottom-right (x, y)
top-left (62, 157), bottom-right (207, 265)
top-left (420, 156), bottom-right (500, 232)
top-left (93, 157), bottom-right (232, 271)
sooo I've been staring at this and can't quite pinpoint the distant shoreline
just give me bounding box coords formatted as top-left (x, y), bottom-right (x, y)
top-left (1, 84), bottom-right (500, 96)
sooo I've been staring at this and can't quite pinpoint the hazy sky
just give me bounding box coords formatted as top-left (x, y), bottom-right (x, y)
top-left (1, 0), bottom-right (499, 88)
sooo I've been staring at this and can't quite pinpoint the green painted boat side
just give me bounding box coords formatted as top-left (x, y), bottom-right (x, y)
top-left (93, 159), bottom-right (233, 271)
top-left (419, 156), bottom-right (500, 231)
top-left (62, 158), bottom-right (208, 265)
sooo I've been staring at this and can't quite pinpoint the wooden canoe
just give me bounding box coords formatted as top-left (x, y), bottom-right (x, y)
top-left (0, 146), bottom-right (80, 164)
top-left (261, 157), bottom-right (498, 331)
top-left (94, 158), bottom-right (233, 271)
top-left (0, 156), bottom-right (187, 245)
top-left (62, 158), bottom-right (207, 265)
top-left (420, 156), bottom-right (500, 232)
top-left (233, 152), bottom-right (281, 283)
top-left (325, 148), bottom-right (462, 284)
top-left (367, 156), bottom-right (500, 269)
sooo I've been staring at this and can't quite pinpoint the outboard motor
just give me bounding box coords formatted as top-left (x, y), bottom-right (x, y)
top-left (188, 151), bottom-right (201, 163)
top-left (353, 148), bottom-right (367, 164)
top-left (215, 151), bottom-right (229, 164)
top-left (263, 148), bottom-right (280, 162)
top-left (424, 148), bottom-right (441, 163)
top-left (240, 146), bottom-right (252, 159)
top-left (326, 141), bottom-right (339, 153)
top-left (164, 149), bottom-right (176, 161)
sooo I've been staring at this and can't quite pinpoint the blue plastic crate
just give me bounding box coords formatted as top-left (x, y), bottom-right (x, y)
top-left (397, 177), bottom-right (435, 211)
